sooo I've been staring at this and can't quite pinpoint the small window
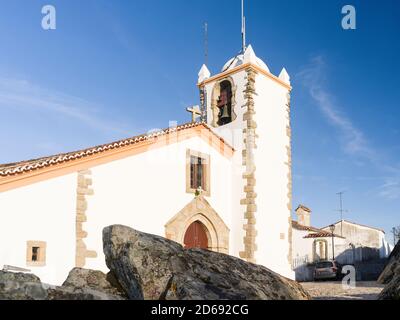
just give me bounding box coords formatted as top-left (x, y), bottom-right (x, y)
top-left (186, 150), bottom-right (210, 196)
top-left (26, 241), bottom-right (46, 267)
top-left (31, 247), bottom-right (40, 261)
top-left (190, 156), bottom-right (206, 190)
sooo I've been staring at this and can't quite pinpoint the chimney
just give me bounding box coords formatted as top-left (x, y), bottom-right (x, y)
top-left (296, 205), bottom-right (311, 227)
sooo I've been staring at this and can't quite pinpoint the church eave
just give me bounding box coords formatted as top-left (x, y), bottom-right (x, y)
top-left (0, 122), bottom-right (234, 192)
top-left (197, 62), bottom-right (292, 91)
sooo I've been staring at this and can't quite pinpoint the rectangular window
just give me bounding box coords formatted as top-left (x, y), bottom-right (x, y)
top-left (26, 241), bottom-right (46, 267)
top-left (186, 150), bottom-right (210, 196)
top-left (190, 156), bottom-right (206, 190)
top-left (31, 247), bottom-right (40, 261)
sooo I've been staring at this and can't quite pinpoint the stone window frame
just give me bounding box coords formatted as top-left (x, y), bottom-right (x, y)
top-left (26, 241), bottom-right (46, 267)
top-left (186, 149), bottom-right (211, 197)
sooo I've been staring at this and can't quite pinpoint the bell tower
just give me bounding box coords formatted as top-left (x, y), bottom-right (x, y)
top-left (197, 44), bottom-right (295, 278)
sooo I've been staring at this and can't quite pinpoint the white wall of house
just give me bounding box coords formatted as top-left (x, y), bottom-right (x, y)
top-left (0, 174), bottom-right (76, 285)
top-left (322, 221), bottom-right (391, 259)
top-left (292, 229), bottom-right (313, 263)
top-left (292, 229), bottom-right (347, 264)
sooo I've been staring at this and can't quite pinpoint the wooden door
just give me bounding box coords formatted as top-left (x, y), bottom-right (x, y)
top-left (184, 221), bottom-right (208, 249)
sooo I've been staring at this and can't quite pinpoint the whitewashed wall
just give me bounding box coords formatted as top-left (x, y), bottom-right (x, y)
top-left (292, 229), bottom-right (313, 262)
top-left (0, 174), bottom-right (76, 285)
top-left (292, 228), bottom-right (347, 264)
top-left (0, 136), bottom-right (233, 285)
top-left (84, 136), bottom-right (233, 273)
top-left (252, 73), bottom-right (293, 278)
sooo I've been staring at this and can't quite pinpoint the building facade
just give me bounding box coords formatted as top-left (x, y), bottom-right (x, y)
top-left (0, 45), bottom-right (295, 284)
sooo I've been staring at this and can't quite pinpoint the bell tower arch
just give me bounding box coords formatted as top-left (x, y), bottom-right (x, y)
top-left (210, 77), bottom-right (237, 127)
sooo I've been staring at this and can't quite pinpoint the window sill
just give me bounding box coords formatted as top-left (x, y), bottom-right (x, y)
top-left (186, 188), bottom-right (210, 197)
top-left (26, 262), bottom-right (46, 267)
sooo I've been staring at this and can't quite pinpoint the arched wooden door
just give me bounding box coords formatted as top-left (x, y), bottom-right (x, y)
top-left (184, 221), bottom-right (208, 249)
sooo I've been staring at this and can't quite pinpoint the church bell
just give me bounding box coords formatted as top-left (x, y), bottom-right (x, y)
top-left (220, 104), bottom-right (230, 119)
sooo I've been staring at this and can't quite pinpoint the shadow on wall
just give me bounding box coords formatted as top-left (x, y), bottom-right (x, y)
top-left (294, 246), bottom-right (388, 282)
top-left (335, 246), bottom-right (380, 265)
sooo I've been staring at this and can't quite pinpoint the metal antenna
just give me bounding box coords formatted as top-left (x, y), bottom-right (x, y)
top-left (336, 191), bottom-right (348, 236)
top-left (241, 0), bottom-right (246, 53)
top-left (204, 22), bottom-right (208, 66)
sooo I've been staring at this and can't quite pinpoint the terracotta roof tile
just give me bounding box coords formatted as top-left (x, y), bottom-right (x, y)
top-left (291, 221), bottom-right (322, 232)
top-left (295, 204), bottom-right (311, 212)
top-left (303, 232), bottom-right (343, 239)
top-left (0, 121), bottom-right (233, 177)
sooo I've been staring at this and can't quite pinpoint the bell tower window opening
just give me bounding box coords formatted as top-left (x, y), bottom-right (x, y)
top-left (217, 80), bottom-right (233, 126)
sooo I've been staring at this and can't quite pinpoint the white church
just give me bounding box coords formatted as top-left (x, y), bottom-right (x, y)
top-left (0, 43), bottom-right (294, 284)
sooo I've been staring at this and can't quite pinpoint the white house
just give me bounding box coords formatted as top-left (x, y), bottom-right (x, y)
top-left (292, 205), bottom-right (346, 268)
top-left (320, 220), bottom-right (392, 261)
top-left (291, 205), bottom-right (392, 281)
top-left (0, 45), bottom-right (295, 284)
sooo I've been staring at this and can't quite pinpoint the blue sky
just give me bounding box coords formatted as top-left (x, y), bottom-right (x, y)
top-left (0, 0), bottom-right (399, 242)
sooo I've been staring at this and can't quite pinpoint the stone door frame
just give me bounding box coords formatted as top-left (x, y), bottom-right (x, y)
top-left (165, 195), bottom-right (229, 254)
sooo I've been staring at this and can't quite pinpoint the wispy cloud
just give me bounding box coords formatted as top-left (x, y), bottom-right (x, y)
top-left (0, 76), bottom-right (131, 135)
top-left (378, 180), bottom-right (400, 200)
top-left (296, 56), bottom-right (375, 160)
top-left (296, 56), bottom-right (400, 200)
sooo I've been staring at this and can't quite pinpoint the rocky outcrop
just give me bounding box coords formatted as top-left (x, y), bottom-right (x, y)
top-left (61, 268), bottom-right (126, 297)
top-left (103, 225), bottom-right (311, 300)
top-left (0, 271), bottom-right (47, 300)
top-left (378, 241), bottom-right (400, 284)
top-left (378, 275), bottom-right (400, 300)
top-left (0, 269), bottom-right (126, 300)
top-left (48, 268), bottom-right (127, 300)
top-left (378, 241), bottom-right (400, 300)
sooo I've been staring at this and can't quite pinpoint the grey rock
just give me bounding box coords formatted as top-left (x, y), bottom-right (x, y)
top-left (378, 241), bottom-right (400, 284)
top-left (62, 268), bottom-right (126, 297)
top-left (103, 225), bottom-right (311, 300)
top-left (378, 273), bottom-right (400, 300)
top-left (0, 271), bottom-right (47, 300)
top-left (378, 241), bottom-right (400, 300)
top-left (48, 268), bottom-right (127, 300)
top-left (47, 286), bottom-right (125, 300)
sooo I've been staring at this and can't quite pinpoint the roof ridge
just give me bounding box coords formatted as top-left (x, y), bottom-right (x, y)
top-left (321, 219), bottom-right (385, 234)
top-left (0, 121), bottom-right (232, 177)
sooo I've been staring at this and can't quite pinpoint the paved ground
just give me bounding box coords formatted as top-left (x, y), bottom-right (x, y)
top-left (302, 281), bottom-right (384, 300)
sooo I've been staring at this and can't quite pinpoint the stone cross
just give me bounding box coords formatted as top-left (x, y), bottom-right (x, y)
top-left (186, 105), bottom-right (202, 122)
